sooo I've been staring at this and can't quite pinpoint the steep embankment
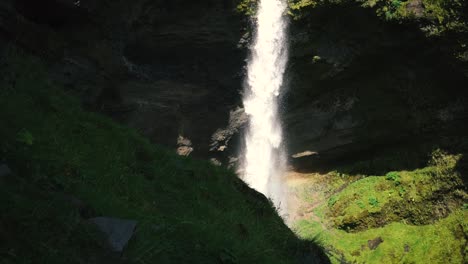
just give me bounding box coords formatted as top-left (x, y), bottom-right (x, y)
top-left (0, 49), bottom-right (328, 263)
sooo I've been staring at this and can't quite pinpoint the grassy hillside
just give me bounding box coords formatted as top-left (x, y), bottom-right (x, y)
top-left (289, 151), bottom-right (467, 263)
top-left (0, 48), bottom-right (327, 264)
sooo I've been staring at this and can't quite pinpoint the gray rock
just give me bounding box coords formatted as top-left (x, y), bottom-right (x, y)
top-left (177, 135), bottom-right (193, 156)
top-left (177, 135), bottom-right (192, 147)
top-left (210, 158), bottom-right (222, 166)
top-left (406, 0), bottom-right (425, 18)
top-left (89, 217), bottom-right (137, 252)
top-left (177, 146), bottom-right (194, 156)
top-left (210, 107), bottom-right (248, 152)
top-left (368, 237), bottom-right (383, 250)
top-left (0, 164), bottom-right (12, 178)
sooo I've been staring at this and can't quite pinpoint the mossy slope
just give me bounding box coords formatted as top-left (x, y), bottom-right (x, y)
top-left (0, 49), bottom-right (328, 264)
top-left (291, 151), bottom-right (467, 263)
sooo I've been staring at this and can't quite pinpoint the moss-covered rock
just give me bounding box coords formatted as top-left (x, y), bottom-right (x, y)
top-left (290, 149), bottom-right (467, 262)
top-left (281, 1), bottom-right (468, 173)
top-left (325, 151), bottom-right (465, 232)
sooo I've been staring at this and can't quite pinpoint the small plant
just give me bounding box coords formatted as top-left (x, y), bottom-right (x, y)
top-left (391, 0), bottom-right (402, 8)
top-left (399, 186), bottom-right (406, 197)
top-left (328, 196), bottom-right (338, 207)
top-left (386, 171), bottom-right (401, 186)
top-left (356, 200), bottom-right (365, 209)
top-left (16, 129), bottom-right (34, 146)
top-left (368, 197), bottom-right (379, 207)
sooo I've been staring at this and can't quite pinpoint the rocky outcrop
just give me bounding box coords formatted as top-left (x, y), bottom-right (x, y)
top-left (2, 0), bottom-right (467, 173)
top-left (0, 0), bottom-right (245, 161)
top-left (210, 107), bottom-right (248, 164)
top-left (89, 217), bottom-right (137, 253)
top-left (284, 3), bottom-right (468, 172)
top-left (0, 163), bottom-right (12, 180)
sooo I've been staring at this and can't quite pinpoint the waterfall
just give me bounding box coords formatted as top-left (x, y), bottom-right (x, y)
top-left (242, 0), bottom-right (289, 213)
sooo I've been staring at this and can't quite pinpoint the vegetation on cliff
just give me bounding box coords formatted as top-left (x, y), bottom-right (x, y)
top-left (290, 149), bottom-right (467, 263)
top-left (239, 0), bottom-right (468, 58)
top-left (286, 0), bottom-right (468, 35)
top-left (0, 48), bottom-right (327, 264)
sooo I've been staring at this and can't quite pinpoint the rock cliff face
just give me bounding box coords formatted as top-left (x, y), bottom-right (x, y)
top-left (284, 3), bottom-right (468, 172)
top-left (0, 0), bottom-right (245, 161)
top-left (1, 0), bottom-right (467, 173)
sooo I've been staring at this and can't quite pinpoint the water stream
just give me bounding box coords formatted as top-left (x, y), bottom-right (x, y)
top-left (242, 0), bottom-right (289, 214)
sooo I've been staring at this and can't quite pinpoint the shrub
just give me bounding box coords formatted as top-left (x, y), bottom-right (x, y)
top-left (429, 148), bottom-right (461, 173)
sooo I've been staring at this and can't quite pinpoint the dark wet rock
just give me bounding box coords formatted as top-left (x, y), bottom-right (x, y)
top-left (0, 164), bottom-right (12, 179)
top-left (89, 217), bottom-right (137, 253)
top-left (14, 0), bottom-right (90, 28)
top-left (0, 0), bottom-right (244, 163)
top-left (285, 3), bottom-right (468, 172)
top-left (210, 107), bottom-right (248, 152)
top-left (404, 244), bottom-right (410, 252)
top-left (210, 107), bottom-right (248, 165)
top-left (368, 237), bottom-right (383, 250)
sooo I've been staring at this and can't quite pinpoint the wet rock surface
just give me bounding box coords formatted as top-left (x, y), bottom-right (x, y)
top-left (89, 217), bottom-right (137, 253)
top-left (0, 0), bottom-right (244, 163)
top-left (0, 164), bottom-right (12, 179)
top-left (285, 4), bottom-right (468, 172)
top-left (1, 0), bottom-right (467, 173)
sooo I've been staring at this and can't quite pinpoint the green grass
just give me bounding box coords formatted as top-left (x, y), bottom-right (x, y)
top-left (295, 210), bottom-right (467, 264)
top-left (324, 153), bottom-right (465, 230)
top-left (0, 48), bottom-right (325, 263)
top-left (291, 150), bottom-right (467, 263)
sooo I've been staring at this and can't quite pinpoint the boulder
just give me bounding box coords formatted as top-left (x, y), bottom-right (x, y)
top-left (367, 237), bottom-right (383, 250)
top-left (0, 163), bottom-right (12, 179)
top-left (177, 136), bottom-right (193, 156)
top-left (89, 217), bottom-right (137, 253)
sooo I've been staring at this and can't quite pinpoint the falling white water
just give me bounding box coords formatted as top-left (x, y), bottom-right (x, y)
top-left (242, 0), bottom-right (289, 212)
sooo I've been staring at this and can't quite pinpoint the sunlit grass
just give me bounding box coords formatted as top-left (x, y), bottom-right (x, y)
top-left (291, 151), bottom-right (467, 263)
top-left (295, 210), bottom-right (467, 264)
